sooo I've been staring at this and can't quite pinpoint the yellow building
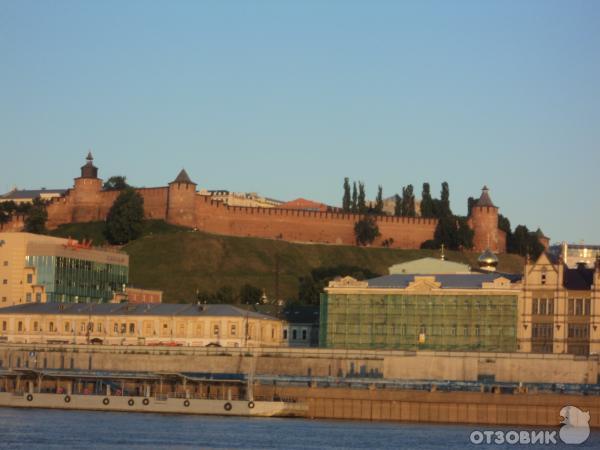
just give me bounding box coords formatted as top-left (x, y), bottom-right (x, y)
top-left (519, 253), bottom-right (600, 355)
top-left (0, 302), bottom-right (285, 347)
top-left (0, 233), bottom-right (129, 306)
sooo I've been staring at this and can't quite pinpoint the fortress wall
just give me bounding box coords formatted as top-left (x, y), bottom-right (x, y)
top-left (136, 187), bottom-right (168, 220)
top-left (194, 197), bottom-right (437, 248)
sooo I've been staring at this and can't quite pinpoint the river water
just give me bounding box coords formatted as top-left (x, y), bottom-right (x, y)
top-left (0, 407), bottom-right (597, 449)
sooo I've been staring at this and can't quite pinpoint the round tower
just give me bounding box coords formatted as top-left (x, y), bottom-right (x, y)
top-left (72, 152), bottom-right (103, 222)
top-left (167, 169), bottom-right (197, 228)
top-left (469, 186), bottom-right (502, 253)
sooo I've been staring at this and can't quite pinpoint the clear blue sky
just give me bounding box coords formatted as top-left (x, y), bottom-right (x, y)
top-left (1, 1), bottom-right (599, 244)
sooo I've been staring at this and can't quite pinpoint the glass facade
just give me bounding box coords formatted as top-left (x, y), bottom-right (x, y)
top-left (320, 293), bottom-right (518, 352)
top-left (25, 255), bottom-right (128, 303)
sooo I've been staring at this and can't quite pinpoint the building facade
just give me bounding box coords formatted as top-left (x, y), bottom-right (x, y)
top-left (0, 233), bottom-right (128, 306)
top-left (320, 273), bottom-right (521, 352)
top-left (0, 303), bottom-right (285, 347)
top-left (519, 253), bottom-right (600, 355)
top-left (1, 154), bottom-right (507, 251)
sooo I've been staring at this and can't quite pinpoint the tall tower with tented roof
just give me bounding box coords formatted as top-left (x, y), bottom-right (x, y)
top-left (167, 169), bottom-right (197, 228)
top-left (468, 186), bottom-right (506, 253)
top-left (71, 152), bottom-right (103, 222)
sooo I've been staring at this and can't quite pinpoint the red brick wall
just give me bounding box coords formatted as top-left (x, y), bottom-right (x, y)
top-left (468, 205), bottom-right (506, 253)
top-left (194, 196), bottom-right (437, 249)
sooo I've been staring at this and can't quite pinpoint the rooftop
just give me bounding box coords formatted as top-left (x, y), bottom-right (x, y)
top-left (1, 189), bottom-right (67, 200)
top-left (0, 302), bottom-right (279, 320)
top-left (367, 272), bottom-right (522, 289)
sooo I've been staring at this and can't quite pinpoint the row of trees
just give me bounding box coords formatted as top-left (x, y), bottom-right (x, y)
top-left (196, 283), bottom-right (264, 305)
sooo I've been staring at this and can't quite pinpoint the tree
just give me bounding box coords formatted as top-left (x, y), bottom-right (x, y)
top-left (433, 216), bottom-right (459, 250)
top-left (103, 176), bottom-right (130, 191)
top-left (239, 283), bottom-right (262, 305)
top-left (439, 182), bottom-right (451, 217)
top-left (420, 183), bottom-right (435, 218)
top-left (374, 185), bottom-right (384, 214)
top-left (393, 194), bottom-right (402, 216)
top-left (298, 265), bottom-right (380, 305)
top-left (357, 182), bottom-right (367, 213)
top-left (456, 217), bottom-right (474, 250)
top-left (351, 182), bottom-right (358, 213)
top-left (401, 185), bottom-right (416, 217)
top-left (24, 198), bottom-right (47, 234)
top-left (509, 224), bottom-right (544, 259)
top-left (342, 177), bottom-right (351, 212)
top-left (467, 196), bottom-right (477, 217)
top-left (104, 188), bottom-right (145, 245)
top-left (354, 215), bottom-right (380, 246)
top-left (498, 214), bottom-right (511, 235)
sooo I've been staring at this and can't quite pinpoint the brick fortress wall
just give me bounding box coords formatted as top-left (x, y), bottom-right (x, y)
top-left (6, 157), bottom-right (506, 252)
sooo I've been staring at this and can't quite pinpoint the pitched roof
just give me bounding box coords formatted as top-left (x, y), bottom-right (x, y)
top-left (1, 189), bottom-right (67, 200)
top-left (171, 169), bottom-right (195, 185)
top-left (279, 198), bottom-right (328, 211)
top-left (0, 302), bottom-right (277, 320)
top-left (476, 186), bottom-right (496, 208)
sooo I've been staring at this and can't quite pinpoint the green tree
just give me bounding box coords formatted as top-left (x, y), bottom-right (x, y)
top-left (439, 182), bottom-right (451, 217)
top-left (467, 196), bottom-right (477, 217)
top-left (298, 265), bottom-right (380, 305)
top-left (456, 217), bottom-right (474, 250)
top-left (374, 185), bottom-right (384, 214)
top-left (104, 188), bottom-right (145, 245)
top-left (420, 183), bottom-right (435, 218)
top-left (498, 214), bottom-right (511, 235)
top-left (351, 182), bottom-right (358, 213)
top-left (354, 215), bottom-right (380, 246)
top-left (342, 177), bottom-right (351, 212)
top-left (103, 176), bottom-right (130, 191)
top-left (239, 283), bottom-right (262, 305)
top-left (401, 185), bottom-right (416, 217)
top-left (433, 216), bottom-right (459, 250)
top-left (394, 194), bottom-right (402, 216)
top-left (24, 198), bottom-right (47, 234)
top-left (357, 182), bottom-right (367, 213)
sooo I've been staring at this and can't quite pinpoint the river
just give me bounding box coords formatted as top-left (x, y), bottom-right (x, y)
top-left (0, 407), bottom-right (597, 449)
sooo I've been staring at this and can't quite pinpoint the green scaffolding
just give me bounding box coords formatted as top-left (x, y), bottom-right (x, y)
top-left (319, 292), bottom-right (517, 352)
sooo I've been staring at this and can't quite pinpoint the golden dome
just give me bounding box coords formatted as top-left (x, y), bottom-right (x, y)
top-left (478, 249), bottom-right (498, 270)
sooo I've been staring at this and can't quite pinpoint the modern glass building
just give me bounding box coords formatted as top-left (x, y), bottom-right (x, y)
top-left (320, 271), bottom-right (521, 352)
top-left (0, 233), bottom-right (129, 306)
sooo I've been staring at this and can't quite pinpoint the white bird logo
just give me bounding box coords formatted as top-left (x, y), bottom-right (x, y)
top-left (559, 405), bottom-right (590, 445)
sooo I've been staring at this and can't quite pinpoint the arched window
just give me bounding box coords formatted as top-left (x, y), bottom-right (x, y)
top-left (33, 321), bottom-right (39, 332)
top-left (64, 322), bottom-right (70, 333)
top-left (49, 322), bottom-right (55, 332)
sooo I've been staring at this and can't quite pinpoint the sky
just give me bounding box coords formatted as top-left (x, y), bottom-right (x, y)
top-left (1, 0), bottom-right (599, 244)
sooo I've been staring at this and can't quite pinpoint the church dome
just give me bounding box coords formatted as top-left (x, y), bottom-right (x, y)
top-left (478, 249), bottom-right (498, 271)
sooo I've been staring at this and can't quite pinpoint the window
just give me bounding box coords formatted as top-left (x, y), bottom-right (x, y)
top-left (539, 299), bottom-right (547, 315)
top-left (585, 299), bottom-right (591, 315)
top-left (292, 329), bottom-right (297, 340)
top-left (213, 324), bottom-right (219, 336)
top-left (26, 274), bottom-right (33, 284)
top-left (114, 323), bottom-right (119, 333)
top-left (2, 279), bottom-right (6, 285)
top-left (35, 293), bottom-right (41, 303)
top-left (129, 323), bottom-right (135, 334)
top-left (576, 299), bottom-right (583, 316)
top-left (195, 323), bottom-right (203, 336)
top-left (88, 322), bottom-right (94, 333)
top-left (49, 322), bottom-right (55, 332)
top-left (532, 299), bottom-right (538, 315)
top-left (1, 321), bottom-right (5, 331)
top-left (541, 273), bottom-right (547, 285)
top-left (463, 325), bottom-right (469, 337)
top-left (3, 261), bottom-right (7, 266)
top-left (230, 324), bottom-right (237, 336)
top-left (65, 322), bottom-right (70, 333)
top-left (33, 321), bottom-right (38, 332)
top-left (17, 321), bottom-right (23, 332)
top-left (451, 325), bottom-right (457, 336)
top-left (283, 329), bottom-right (288, 339)
top-left (301, 329), bottom-right (307, 340)
top-left (25, 293), bottom-right (32, 303)
top-left (272, 328), bottom-right (276, 339)
top-left (80, 322), bottom-right (86, 333)
top-left (568, 298), bottom-right (574, 315)
top-left (1, 297), bottom-right (6, 303)
top-left (97, 323), bottom-right (102, 333)
top-left (548, 298), bottom-right (554, 315)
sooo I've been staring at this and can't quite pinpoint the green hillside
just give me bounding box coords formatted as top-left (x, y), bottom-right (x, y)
top-left (49, 221), bottom-right (525, 303)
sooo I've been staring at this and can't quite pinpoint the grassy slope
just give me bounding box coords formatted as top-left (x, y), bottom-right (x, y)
top-left (121, 227), bottom-right (525, 303)
top-left (48, 221), bottom-right (525, 302)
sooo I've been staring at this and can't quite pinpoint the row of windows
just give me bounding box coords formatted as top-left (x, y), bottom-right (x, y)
top-left (568, 298), bottom-right (591, 316)
top-left (330, 324), bottom-right (513, 337)
top-left (532, 324), bottom-right (553, 339)
top-left (1, 319), bottom-right (278, 340)
top-left (532, 298), bottom-right (554, 315)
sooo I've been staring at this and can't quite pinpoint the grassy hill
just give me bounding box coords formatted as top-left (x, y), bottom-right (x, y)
top-left (49, 221), bottom-right (525, 303)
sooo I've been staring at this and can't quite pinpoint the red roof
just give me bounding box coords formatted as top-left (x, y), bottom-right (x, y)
top-left (279, 198), bottom-right (329, 212)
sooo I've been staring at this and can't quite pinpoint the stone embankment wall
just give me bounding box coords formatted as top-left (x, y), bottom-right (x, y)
top-left (0, 345), bottom-right (597, 385)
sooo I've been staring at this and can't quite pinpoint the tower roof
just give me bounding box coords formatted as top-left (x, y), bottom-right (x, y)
top-left (476, 185), bottom-right (496, 207)
top-left (80, 151), bottom-right (98, 179)
top-left (171, 169), bottom-right (195, 185)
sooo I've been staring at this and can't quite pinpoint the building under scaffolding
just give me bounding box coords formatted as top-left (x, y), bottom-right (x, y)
top-left (320, 272), bottom-right (521, 352)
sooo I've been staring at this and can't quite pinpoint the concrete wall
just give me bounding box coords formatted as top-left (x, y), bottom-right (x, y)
top-left (0, 344), bottom-right (597, 384)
